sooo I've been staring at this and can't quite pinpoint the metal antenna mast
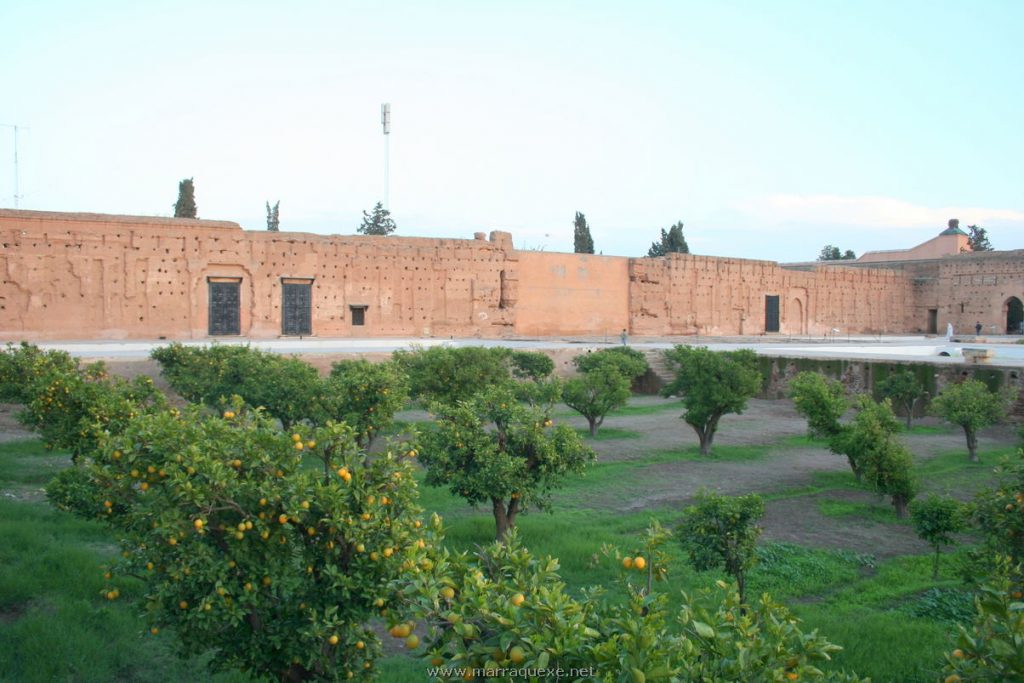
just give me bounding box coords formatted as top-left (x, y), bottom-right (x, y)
top-left (0, 123), bottom-right (28, 208)
top-left (381, 103), bottom-right (391, 210)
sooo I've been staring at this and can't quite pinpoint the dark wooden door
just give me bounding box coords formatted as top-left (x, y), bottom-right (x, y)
top-left (282, 283), bottom-right (312, 336)
top-left (765, 295), bottom-right (780, 333)
top-left (209, 282), bottom-right (240, 335)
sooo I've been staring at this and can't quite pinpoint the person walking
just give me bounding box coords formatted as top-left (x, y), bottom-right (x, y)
top-left (975, 321), bottom-right (982, 335)
top-left (620, 328), bottom-right (628, 346)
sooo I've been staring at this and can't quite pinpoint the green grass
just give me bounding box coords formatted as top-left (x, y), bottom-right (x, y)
top-left (818, 498), bottom-right (907, 525)
top-left (552, 398), bottom-right (680, 419)
top-left (2, 428), bottom-right (1017, 682)
top-left (575, 427), bottom-right (643, 441)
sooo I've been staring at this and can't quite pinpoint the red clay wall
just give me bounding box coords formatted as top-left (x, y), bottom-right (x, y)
top-left (514, 252), bottom-right (630, 337)
top-left (0, 210), bottom-right (516, 340)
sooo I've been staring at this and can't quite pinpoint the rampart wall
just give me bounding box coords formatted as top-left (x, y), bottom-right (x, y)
top-left (1, 209), bottom-right (1021, 341)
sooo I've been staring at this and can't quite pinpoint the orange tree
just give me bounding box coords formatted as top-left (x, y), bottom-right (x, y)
top-left (19, 362), bottom-right (167, 462)
top-left (788, 371), bottom-right (848, 440)
top-left (151, 343), bottom-right (321, 429)
top-left (63, 400), bottom-right (431, 682)
top-left (419, 383), bottom-right (594, 541)
top-left (910, 494), bottom-right (970, 579)
top-left (0, 341), bottom-right (80, 403)
top-left (395, 526), bottom-right (866, 682)
top-left (321, 359), bottom-right (410, 446)
top-left (661, 346), bottom-right (762, 456)
top-left (931, 379), bottom-right (1013, 462)
top-left (678, 491), bottom-right (765, 604)
top-left (393, 346), bottom-right (512, 406)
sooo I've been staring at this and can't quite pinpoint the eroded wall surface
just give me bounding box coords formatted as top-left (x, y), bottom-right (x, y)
top-left (2, 209), bottom-right (1021, 341)
top-left (0, 211), bottom-right (516, 340)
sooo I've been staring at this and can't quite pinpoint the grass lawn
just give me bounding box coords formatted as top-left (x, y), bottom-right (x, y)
top-left (0, 391), bottom-right (1013, 683)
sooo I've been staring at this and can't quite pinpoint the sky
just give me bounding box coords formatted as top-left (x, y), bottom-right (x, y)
top-left (1, 0), bottom-right (1021, 261)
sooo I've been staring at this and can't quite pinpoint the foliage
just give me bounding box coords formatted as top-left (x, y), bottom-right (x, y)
top-left (931, 379), bottom-right (1012, 462)
top-left (679, 491), bottom-right (765, 603)
top-left (0, 341), bottom-right (80, 403)
top-left (573, 346), bottom-right (649, 380)
top-left (323, 360), bottom-right (409, 446)
top-left (818, 245), bottom-right (856, 261)
top-left (910, 494), bottom-right (970, 578)
top-left (173, 178), bottom-right (197, 218)
top-left (646, 220), bottom-right (689, 257)
top-left (393, 346), bottom-right (511, 406)
top-left (966, 224), bottom-right (993, 252)
top-left (72, 401), bottom-right (430, 682)
top-left (152, 343), bottom-right (320, 429)
top-left (508, 351), bottom-right (554, 382)
top-left (563, 364), bottom-right (632, 436)
top-left (573, 211), bottom-right (594, 254)
top-left (266, 200), bottom-right (280, 231)
top-left (661, 346), bottom-right (762, 455)
top-left (19, 367), bottom-right (167, 462)
top-left (942, 559), bottom-right (1024, 682)
top-left (419, 383), bottom-right (594, 540)
top-left (973, 451), bottom-right (1024, 568)
top-left (357, 201), bottom-right (397, 236)
top-left (398, 527), bottom-right (863, 682)
top-left (877, 369), bottom-right (926, 429)
top-left (836, 397), bottom-right (917, 516)
top-left (789, 371), bottom-right (848, 439)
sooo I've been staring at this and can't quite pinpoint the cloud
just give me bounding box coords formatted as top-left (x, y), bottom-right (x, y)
top-left (739, 194), bottom-right (1024, 230)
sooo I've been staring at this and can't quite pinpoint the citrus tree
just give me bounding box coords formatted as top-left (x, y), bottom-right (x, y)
top-left (57, 401), bottom-right (430, 682)
top-left (573, 346), bottom-right (649, 382)
top-left (931, 379), bottom-right (1012, 462)
top-left (19, 363), bottom-right (167, 462)
top-left (419, 383), bottom-right (594, 540)
top-left (876, 369), bottom-right (926, 430)
top-left (321, 359), bottom-right (409, 446)
top-left (910, 494), bottom-right (970, 578)
top-left (0, 341), bottom-right (80, 403)
top-left (395, 526), bottom-right (865, 682)
top-left (678, 491), bottom-right (765, 603)
top-left (973, 451), bottom-right (1024, 567)
top-left (563, 363), bottom-right (632, 436)
top-left (661, 346), bottom-right (762, 455)
top-left (788, 371), bottom-right (848, 439)
top-left (392, 346), bottom-right (511, 406)
top-left (508, 351), bottom-right (555, 381)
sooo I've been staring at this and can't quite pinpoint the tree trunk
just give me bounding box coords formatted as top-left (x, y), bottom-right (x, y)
top-left (588, 416), bottom-right (598, 437)
top-left (492, 497), bottom-right (520, 542)
top-left (905, 404), bottom-right (913, 431)
top-left (966, 428), bottom-right (979, 462)
top-left (892, 494), bottom-right (909, 519)
top-left (736, 570), bottom-right (746, 605)
top-left (933, 547), bottom-right (941, 580)
top-left (695, 415), bottom-right (721, 456)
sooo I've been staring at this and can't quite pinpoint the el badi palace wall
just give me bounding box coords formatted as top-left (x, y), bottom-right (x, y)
top-left (1, 209), bottom-right (1022, 341)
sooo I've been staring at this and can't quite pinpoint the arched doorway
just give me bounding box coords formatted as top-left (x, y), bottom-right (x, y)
top-left (1007, 296), bottom-right (1024, 334)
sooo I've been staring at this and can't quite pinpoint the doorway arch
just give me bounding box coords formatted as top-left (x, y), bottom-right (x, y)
top-left (1006, 296), bottom-right (1024, 334)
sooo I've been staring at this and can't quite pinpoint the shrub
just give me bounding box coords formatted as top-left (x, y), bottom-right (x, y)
top-left (876, 369), bottom-right (926, 429)
top-left (78, 401), bottom-right (430, 682)
top-left (508, 351), bottom-right (554, 381)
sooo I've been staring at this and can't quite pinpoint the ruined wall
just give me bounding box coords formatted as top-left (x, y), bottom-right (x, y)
top-left (907, 251), bottom-right (1024, 335)
top-left (0, 210), bottom-right (516, 340)
top-left (628, 254), bottom-right (913, 336)
top-left (514, 252), bottom-right (630, 336)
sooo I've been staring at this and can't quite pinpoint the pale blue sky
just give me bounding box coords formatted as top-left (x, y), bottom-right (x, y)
top-left (1, 0), bottom-right (1021, 260)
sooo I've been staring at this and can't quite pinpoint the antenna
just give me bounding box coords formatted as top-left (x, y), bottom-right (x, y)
top-left (381, 103), bottom-right (390, 210)
top-left (0, 123), bottom-right (28, 208)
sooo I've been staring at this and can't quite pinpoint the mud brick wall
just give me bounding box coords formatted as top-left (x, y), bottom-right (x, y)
top-left (0, 210), bottom-right (516, 340)
top-left (628, 254), bottom-right (913, 337)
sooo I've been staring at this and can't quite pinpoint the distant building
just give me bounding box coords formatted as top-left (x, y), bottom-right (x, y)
top-left (857, 220), bottom-right (971, 264)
